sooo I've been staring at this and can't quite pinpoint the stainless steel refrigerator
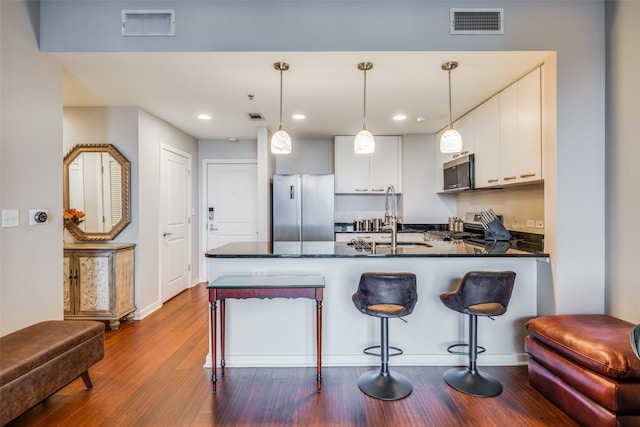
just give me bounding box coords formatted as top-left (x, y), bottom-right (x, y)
top-left (272, 174), bottom-right (335, 242)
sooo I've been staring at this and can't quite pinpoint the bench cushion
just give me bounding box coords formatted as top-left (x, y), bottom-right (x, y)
top-left (0, 320), bottom-right (105, 386)
top-left (0, 321), bottom-right (104, 425)
top-left (526, 336), bottom-right (640, 413)
top-left (525, 314), bottom-right (640, 380)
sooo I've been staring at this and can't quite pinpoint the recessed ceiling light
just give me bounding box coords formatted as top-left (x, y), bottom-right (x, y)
top-left (198, 114), bottom-right (212, 120)
top-left (227, 137), bottom-right (239, 142)
top-left (292, 114), bottom-right (305, 120)
top-left (416, 117), bottom-right (427, 122)
top-left (393, 114), bottom-right (407, 121)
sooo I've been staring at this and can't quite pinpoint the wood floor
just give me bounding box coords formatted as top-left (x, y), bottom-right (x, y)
top-left (7, 283), bottom-right (577, 427)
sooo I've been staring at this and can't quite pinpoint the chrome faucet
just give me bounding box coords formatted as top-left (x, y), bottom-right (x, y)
top-left (384, 185), bottom-right (398, 250)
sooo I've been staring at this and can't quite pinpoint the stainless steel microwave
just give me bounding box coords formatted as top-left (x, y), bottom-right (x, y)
top-left (443, 154), bottom-right (474, 192)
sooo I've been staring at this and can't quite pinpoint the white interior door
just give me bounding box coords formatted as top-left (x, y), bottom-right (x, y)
top-left (206, 162), bottom-right (257, 251)
top-left (161, 147), bottom-right (191, 302)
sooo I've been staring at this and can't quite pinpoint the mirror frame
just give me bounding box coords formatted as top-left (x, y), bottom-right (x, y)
top-left (63, 144), bottom-right (131, 241)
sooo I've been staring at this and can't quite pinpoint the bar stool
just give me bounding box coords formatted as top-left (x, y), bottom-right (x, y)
top-left (352, 272), bottom-right (417, 400)
top-left (440, 271), bottom-right (516, 397)
top-left (631, 324), bottom-right (640, 360)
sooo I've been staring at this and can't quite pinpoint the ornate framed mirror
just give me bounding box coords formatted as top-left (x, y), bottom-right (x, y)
top-left (63, 144), bottom-right (131, 241)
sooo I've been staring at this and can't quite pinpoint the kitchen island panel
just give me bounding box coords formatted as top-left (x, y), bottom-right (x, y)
top-left (205, 255), bottom-right (545, 369)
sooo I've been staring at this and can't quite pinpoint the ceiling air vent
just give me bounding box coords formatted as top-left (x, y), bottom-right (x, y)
top-left (121, 10), bottom-right (175, 36)
top-left (247, 113), bottom-right (265, 121)
top-left (450, 8), bottom-right (504, 35)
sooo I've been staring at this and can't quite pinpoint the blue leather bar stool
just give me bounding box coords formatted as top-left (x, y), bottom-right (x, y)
top-left (440, 271), bottom-right (516, 397)
top-left (352, 272), bottom-right (417, 400)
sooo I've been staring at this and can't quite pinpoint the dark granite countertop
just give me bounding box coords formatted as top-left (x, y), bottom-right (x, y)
top-left (205, 240), bottom-right (547, 258)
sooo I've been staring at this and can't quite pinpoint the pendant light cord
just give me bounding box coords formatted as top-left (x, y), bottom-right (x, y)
top-left (447, 68), bottom-right (453, 130)
top-left (278, 68), bottom-right (284, 131)
top-left (362, 68), bottom-right (368, 130)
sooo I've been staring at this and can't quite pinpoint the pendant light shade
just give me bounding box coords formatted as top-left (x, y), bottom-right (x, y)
top-left (271, 62), bottom-right (292, 154)
top-left (440, 61), bottom-right (463, 154)
top-left (354, 62), bottom-right (375, 154)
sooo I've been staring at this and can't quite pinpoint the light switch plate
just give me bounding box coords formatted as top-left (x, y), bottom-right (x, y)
top-left (2, 210), bottom-right (19, 228)
top-left (526, 219), bottom-right (535, 228)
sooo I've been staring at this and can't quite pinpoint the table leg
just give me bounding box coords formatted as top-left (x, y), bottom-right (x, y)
top-left (209, 296), bottom-right (217, 393)
top-left (316, 290), bottom-right (323, 392)
top-left (220, 299), bottom-right (226, 377)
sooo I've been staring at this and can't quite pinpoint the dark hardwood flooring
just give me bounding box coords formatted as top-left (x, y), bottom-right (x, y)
top-left (7, 283), bottom-right (577, 426)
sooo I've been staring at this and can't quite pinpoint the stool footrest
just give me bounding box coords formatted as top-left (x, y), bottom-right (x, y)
top-left (363, 345), bottom-right (403, 358)
top-left (447, 343), bottom-right (486, 356)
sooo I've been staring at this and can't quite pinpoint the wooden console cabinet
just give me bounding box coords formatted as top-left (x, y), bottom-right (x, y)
top-left (63, 243), bottom-right (136, 331)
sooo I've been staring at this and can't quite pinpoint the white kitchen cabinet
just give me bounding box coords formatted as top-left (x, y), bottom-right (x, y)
top-left (334, 135), bottom-right (402, 194)
top-left (64, 243), bottom-right (136, 331)
top-left (500, 67), bottom-right (542, 185)
top-left (455, 112), bottom-right (475, 157)
top-left (436, 112), bottom-right (476, 165)
top-left (517, 67), bottom-right (542, 183)
top-left (473, 96), bottom-right (501, 188)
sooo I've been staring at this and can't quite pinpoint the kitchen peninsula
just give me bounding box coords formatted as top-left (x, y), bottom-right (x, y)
top-left (204, 240), bottom-right (549, 370)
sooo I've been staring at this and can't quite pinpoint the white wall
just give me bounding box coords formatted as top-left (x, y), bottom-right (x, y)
top-left (605, 0), bottom-right (640, 323)
top-left (199, 139), bottom-right (257, 160)
top-left (5, 1), bottom-right (633, 334)
top-left (457, 185), bottom-right (545, 234)
top-left (63, 107), bottom-right (139, 247)
top-left (402, 134), bottom-right (457, 224)
top-left (1, 0), bottom-right (64, 335)
top-left (38, 0), bottom-right (609, 316)
top-left (274, 138), bottom-right (334, 175)
top-left (137, 109), bottom-right (199, 317)
top-left (63, 106), bottom-right (199, 320)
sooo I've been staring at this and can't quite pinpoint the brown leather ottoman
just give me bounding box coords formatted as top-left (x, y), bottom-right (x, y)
top-left (0, 320), bottom-right (105, 425)
top-left (525, 314), bottom-right (640, 427)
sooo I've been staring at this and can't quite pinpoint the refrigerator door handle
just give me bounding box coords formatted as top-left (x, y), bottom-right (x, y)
top-left (290, 185), bottom-right (295, 199)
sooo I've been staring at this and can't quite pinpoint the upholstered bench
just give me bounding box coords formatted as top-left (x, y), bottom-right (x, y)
top-left (0, 320), bottom-right (105, 425)
top-left (525, 314), bottom-right (640, 427)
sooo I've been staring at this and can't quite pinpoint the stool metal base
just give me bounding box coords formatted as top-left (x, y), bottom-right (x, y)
top-left (444, 367), bottom-right (502, 397)
top-left (358, 369), bottom-right (413, 401)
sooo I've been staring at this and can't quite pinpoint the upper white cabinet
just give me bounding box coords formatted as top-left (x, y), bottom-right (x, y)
top-left (334, 135), bottom-right (402, 194)
top-left (499, 67), bottom-right (542, 185)
top-left (516, 67), bottom-right (543, 183)
top-left (445, 66), bottom-right (543, 190)
top-left (454, 112), bottom-right (475, 157)
top-left (474, 96), bottom-right (501, 188)
top-left (437, 112), bottom-right (476, 165)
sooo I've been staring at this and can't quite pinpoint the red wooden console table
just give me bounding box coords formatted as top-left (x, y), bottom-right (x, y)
top-left (207, 275), bottom-right (324, 392)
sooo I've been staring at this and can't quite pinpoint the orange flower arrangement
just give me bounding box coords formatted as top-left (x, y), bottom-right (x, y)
top-left (63, 208), bottom-right (85, 224)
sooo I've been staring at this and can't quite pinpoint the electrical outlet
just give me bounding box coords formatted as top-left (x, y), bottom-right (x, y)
top-left (535, 220), bottom-right (544, 229)
top-left (1, 210), bottom-right (19, 228)
top-left (526, 219), bottom-right (535, 228)
top-left (252, 269), bottom-right (266, 276)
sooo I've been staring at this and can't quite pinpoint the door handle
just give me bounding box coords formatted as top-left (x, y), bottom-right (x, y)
top-left (163, 232), bottom-right (173, 237)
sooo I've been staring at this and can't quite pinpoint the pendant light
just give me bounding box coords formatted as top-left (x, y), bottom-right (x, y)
top-left (271, 62), bottom-right (292, 154)
top-left (354, 62), bottom-right (375, 154)
top-left (440, 61), bottom-right (463, 154)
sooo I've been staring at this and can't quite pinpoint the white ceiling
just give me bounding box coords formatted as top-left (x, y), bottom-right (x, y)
top-left (54, 50), bottom-right (550, 141)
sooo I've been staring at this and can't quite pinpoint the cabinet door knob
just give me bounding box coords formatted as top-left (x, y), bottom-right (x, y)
top-left (163, 232), bottom-right (173, 237)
